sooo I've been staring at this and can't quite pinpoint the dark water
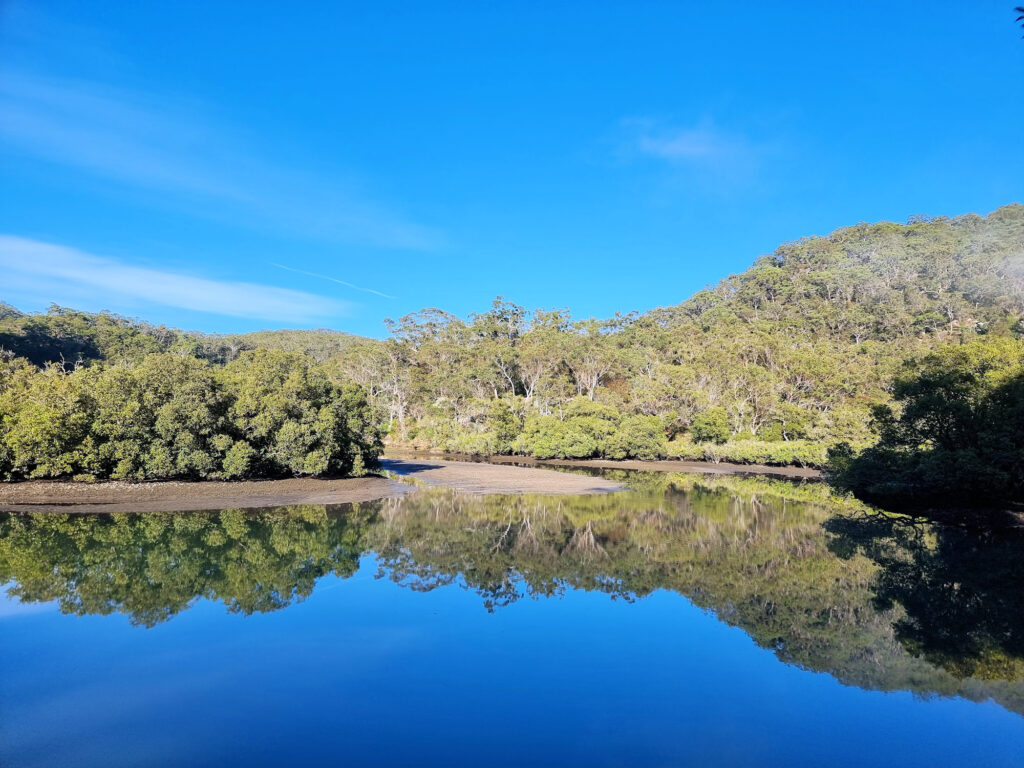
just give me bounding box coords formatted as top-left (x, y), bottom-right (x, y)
top-left (2, 470), bottom-right (1023, 767)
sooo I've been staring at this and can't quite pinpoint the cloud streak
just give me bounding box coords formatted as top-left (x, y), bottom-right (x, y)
top-left (635, 126), bottom-right (735, 162)
top-left (0, 72), bottom-right (440, 250)
top-left (0, 236), bottom-right (349, 323)
top-left (270, 263), bottom-right (397, 299)
top-left (614, 117), bottom-right (769, 193)
top-left (622, 118), bottom-right (754, 166)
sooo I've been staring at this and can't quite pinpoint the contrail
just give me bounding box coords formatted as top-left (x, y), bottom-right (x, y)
top-left (270, 262), bottom-right (397, 299)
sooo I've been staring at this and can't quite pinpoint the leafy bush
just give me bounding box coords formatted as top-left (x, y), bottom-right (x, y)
top-left (690, 407), bottom-right (731, 444)
top-left (0, 350), bottom-right (381, 481)
top-left (509, 401), bottom-right (666, 460)
top-left (515, 415), bottom-right (598, 459)
top-left (487, 398), bottom-right (524, 453)
top-left (667, 437), bottom-right (828, 467)
top-left (605, 415), bottom-right (667, 460)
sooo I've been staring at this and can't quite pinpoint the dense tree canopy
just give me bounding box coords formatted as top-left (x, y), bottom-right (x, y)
top-left (0, 304), bottom-right (368, 369)
top-left (827, 337), bottom-right (1024, 510)
top-left (3, 205), bottom-right (1021, 476)
top-left (335, 205), bottom-right (1023, 468)
top-left (0, 349), bottom-right (381, 481)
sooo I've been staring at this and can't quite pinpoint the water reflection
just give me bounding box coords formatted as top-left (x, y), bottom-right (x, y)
top-left (2, 471), bottom-right (1022, 715)
top-left (827, 514), bottom-right (1024, 684)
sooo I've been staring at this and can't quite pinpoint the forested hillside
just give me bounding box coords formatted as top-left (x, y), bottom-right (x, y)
top-left (2, 204), bottom-right (1022, 477)
top-left (0, 305), bottom-right (365, 367)
top-left (336, 205), bottom-right (1024, 466)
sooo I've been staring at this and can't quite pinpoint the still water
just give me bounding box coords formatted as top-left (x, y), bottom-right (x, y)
top-left (1, 470), bottom-right (1023, 767)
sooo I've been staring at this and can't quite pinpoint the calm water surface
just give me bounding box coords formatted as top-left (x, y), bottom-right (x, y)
top-left (1, 470), bottom-right (1023, 767)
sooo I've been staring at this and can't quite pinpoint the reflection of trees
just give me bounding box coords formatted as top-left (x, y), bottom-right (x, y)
top-left (1, 472), bottom-right (1022, 714)
top-left (827, 514), bottom-right (1024, 683)
top-left (363, 477), bottom-right (1024, 714)
top-left (0, 505), bottom-right (372, 627)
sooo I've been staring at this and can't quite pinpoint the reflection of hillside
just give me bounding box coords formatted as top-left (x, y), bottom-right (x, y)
top-left (1, 472), bottom-right (1022, 715)
top-left (827, 515), bottom-right (1024, 685)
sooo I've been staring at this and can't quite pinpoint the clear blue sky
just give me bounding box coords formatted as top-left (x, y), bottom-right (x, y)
top-left (2, 1), bottom-right (1022, 337)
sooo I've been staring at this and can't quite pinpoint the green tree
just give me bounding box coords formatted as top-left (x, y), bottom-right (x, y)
top-left (828, 337), bottom-right (1024, 510)
top-left (691, 407), bottom-right (731, 444)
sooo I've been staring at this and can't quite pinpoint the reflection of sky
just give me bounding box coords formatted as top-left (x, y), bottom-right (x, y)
top-left (0, 585), bottom-right (54, 619)
top-left (2, 555), bottom-right (1023, 768)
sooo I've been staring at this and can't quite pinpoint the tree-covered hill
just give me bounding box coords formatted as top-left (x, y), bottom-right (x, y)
top-left (654, 204), bottom-right (1023, 341)
top-left (337, 205), bottom-right (1024, 466)
top-left (0, 305), bottom-right (369, 367)
top-left (2, 204), bottom-right (1022, 476)
top-left (213, 328), bottom-right (366, 362)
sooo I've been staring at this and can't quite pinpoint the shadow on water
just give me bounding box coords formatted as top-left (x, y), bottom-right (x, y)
top-left (377, 458), bottom-right (445, 474)
top-left (1, 469), bottom-right (1023, 714)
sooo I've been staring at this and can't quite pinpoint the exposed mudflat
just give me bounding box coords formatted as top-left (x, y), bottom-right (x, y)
top-left (0, 475), bottom-right (410, 514)
top-left (378, 458), bottom-right (623, 495)
top-left (0, 458), bottom-right (623, 514)
top-left (387, 450), bottom-right (823, 480)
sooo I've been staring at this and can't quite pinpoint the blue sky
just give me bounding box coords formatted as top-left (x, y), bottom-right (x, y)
top-left (2, 2), bottom-right (1022, 337)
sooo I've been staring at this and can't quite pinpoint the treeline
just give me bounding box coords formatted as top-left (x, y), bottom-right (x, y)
top-left (828, 337), bottom-right (1024, 511)
top-left (0, 349), bottom-right (381, 481)
top-left (0, 302), bottom-right (365, 368)
top-left (336, 205), bottom-right (1024, 468)
top-left (2, 204), bottom-right (1021, 479)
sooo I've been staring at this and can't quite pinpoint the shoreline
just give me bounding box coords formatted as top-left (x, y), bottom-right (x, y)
top-left (0, 452), bottom-right (819, 515)
top-left (0, 457), bottom-right (623, 514)
top-left (385, 449), bottom-right (824, 480)
top-left (0, 475), bottom-right (410, 514)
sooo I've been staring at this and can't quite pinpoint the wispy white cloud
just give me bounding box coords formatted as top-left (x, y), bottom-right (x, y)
top-left (0, 72), bottom-right (441, 250)
top-left (613, 117), bottom-right (769, 193)
top-left (0, 235), bottom-right (349, 323)
top-left (636, 126), bottom-right (733, 162)
top-left (622, 117), bottom-right (753, 166)
top-left (270, 263), bottom-right (397, 300)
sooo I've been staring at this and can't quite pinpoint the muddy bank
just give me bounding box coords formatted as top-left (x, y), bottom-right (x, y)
top-left (386, 450), bottom-right (823, 480)
top-left (379, 458), bottom-right (622, 495)
top-left (0, 458), bottom-right (622, 514)
top-left (0, 476), bottom-right (410, 514)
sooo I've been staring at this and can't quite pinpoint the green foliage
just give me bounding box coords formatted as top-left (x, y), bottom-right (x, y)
top-left (0, 349), bottom-right (381, 481)
top-left (758, 403), bottom-right (811, 442)
top-left (487, 398), bottom-right (524, 453)
top-left (0, 305), bottom-right (369, 369)
top-left (5, 204), bottom-right (1023, 470)
top-left (605, 415), bottom-right (666, 460)
top-left (210, 328), bottom-right (365, 363)
top-left (0, 304), bottom-right (175, 367)
top-left (690, 407), bottom-right (731, 444)
top-left (666, 437), bottom-right (829, 467)
top-left (511, 398), bottom-right (666, 460)
top-left (0, 362), bottom-right (94, 478)
top-left (335, 205), bottom-right (1024, 466)
top-left (516, 415), bottom-right (598, 459)
top-left (828, 337), bottom-right (1024, 509)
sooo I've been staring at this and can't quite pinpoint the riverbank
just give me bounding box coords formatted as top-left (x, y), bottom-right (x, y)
top-left (0, 475), bottom-right (409, 514)
top-left (385, 450), bottom-right (823, 480)
top-left (0, 458), bottom-right (623, 513)
top-left (378, 458), bottom-right (622, 494)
